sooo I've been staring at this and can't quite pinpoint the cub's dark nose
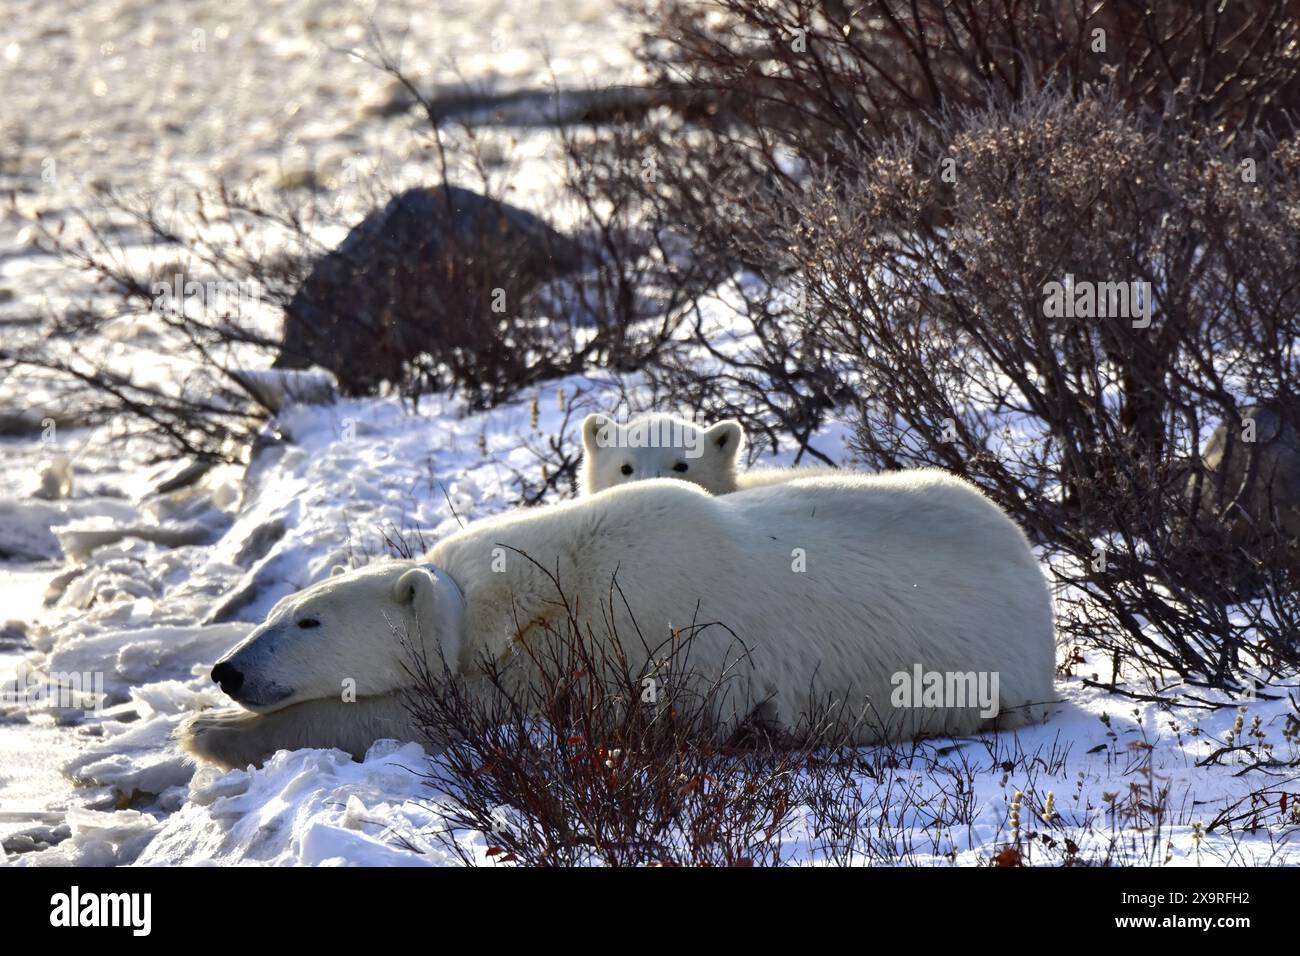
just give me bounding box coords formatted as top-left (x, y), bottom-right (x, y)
top-left (211, 661), bottom-right (244, 696)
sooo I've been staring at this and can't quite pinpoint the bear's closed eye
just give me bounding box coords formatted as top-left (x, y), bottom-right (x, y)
top-left (298, 619), bottom-right (321, 629)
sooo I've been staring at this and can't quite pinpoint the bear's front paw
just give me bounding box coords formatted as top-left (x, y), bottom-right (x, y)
top-left (177, 708), bottom-right (272, 770)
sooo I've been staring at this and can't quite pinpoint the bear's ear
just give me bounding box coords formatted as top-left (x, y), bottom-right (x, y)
top-left (329, 564), bottom-right (349, 577)
top-left (392, 566), bottom-right (465, 666)
top-left (706, 420), bottom-right (744, 460)
top-left (581, 413), bottom-right (616, 455)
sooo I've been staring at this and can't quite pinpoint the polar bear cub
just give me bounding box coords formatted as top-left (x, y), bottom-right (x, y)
top-left (581, 413), bottom-right (745, 495)
top-left (581, 412), bottom-right (832, 495)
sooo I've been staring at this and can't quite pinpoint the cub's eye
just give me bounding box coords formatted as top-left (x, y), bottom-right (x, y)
top-left (620, 464), bottom-right (634, 476)
top-left (298, 619), bottom-right (321, 629)
top-left (672, 462), bottom-right (689, 473)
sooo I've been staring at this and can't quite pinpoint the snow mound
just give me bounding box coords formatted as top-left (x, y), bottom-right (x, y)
top-left (134, 740), bottom-right (468, 866)
top-left (48, 623), bottom-right (250, 703)
top-left (0, 498), bottom-right (138, 562)
top-left (9, 808), bottom-right (162, 868)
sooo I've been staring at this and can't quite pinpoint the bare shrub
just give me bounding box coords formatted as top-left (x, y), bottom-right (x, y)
top-left (639, 0), bottom-right (1300, 172)
top-left (1, 31), bottom-right (712, 460)
top-left (736, 91), bottom-right (1300, 688)
top-left (401, 562), bottom-right (820, 866)
top-left (2, 184), bottom-right (332, 461)
top-left (565, 0), bottom-right (1300, 463)
top-left (494, 386), bottom-right (590, 505)
top-left (398, 559), bottom-right (1016, 866)
top-left (590, 0), bottom-right (1300, 313)
top-left (398, 559), bottom-right (1245, 866)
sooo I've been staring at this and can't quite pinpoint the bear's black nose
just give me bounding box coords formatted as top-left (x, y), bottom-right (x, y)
top-left (211, 661), bottom-right (244, 696)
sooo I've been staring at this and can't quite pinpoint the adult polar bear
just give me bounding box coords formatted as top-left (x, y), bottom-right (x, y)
top-left (182, 471), bottom-right (1056, 769)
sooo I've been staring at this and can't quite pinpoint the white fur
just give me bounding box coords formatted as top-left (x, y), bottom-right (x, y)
top-left (580, 413), bottom-right (837, 495)
top-left (182, 471), bottom-right (1057, 768)
top-left (581, 413), bottom-right (745, 494)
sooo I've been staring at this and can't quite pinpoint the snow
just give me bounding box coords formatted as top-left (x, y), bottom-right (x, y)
top-left (1, 360), bottom-right (1296, 867)
top-left (0, 0), bottom-right (1297, 868)
top-left (47, 623), bottom-right (249, 703)
top-left (0, 365), bottom-right (667, 864)
top-left (134, 741), bottom-right (466, 866)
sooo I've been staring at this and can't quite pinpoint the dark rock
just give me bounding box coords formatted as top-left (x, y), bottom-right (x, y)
top-left (275, 185), bottom-right (585, 395)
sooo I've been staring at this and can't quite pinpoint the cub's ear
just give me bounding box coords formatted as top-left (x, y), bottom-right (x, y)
top-left (706, 420), bottom-right (745, 459)
top-left (392, 566), bottom-right (464, 666)
top-left (329, 564), bottom-right (349, 577)
top-left (582, 413), bottom-right (616, 454)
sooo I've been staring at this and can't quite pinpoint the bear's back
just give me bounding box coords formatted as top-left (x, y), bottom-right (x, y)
top-left (720, 469), bottom-right (1024, 545)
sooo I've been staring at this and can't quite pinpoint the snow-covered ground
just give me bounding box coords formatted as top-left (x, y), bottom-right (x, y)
top-left (2, 316), bottom-right (1298, 866)
top-left (2, 0), bottom-right (1298, 867)
top-left (0, 0), bottom-right (639, 864)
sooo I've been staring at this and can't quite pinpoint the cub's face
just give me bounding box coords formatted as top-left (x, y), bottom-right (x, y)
top-left (580, 413), bottom-right (744, 495)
